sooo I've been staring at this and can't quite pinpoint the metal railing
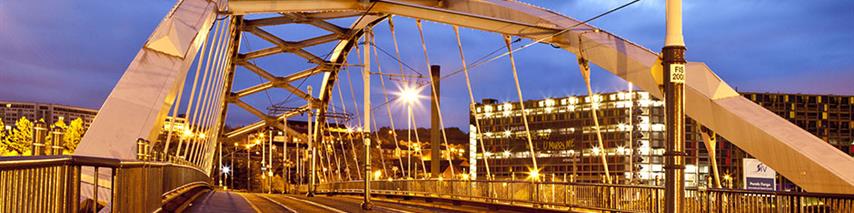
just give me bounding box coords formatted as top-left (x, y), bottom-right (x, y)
top-left (317, 179), bottom-right (854, 212)
top-left (0, 155), bottom-right (210, 213)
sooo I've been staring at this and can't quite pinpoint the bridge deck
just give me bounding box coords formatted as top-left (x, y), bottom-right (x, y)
top-left (185, 190), bottom-right (527, 213)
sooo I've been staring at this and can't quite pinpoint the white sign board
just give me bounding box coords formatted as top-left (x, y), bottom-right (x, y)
top-left (742, 158), bottom-right (776, 191)
top-left (669, 64), bottom-right (686, 83)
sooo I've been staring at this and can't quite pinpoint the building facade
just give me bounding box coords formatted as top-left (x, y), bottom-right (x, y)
top-left (1, 101), bottom-right (98, 128)
top-left (471, 91), bottom-right (854, 188)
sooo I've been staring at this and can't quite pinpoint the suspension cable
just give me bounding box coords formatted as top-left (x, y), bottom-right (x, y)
top-left (373, 47), bottom-right (407, 179)
top-left (347, 46), bottom-right (368, 179)
top-left (164, 19), bottom-right (211, 156)
top-left (176, 16), bottom-right (221, 158)
top-left (368, 36), bottom-right (391, 178)
top-left (438, 0), bottom-right (640, 83)
top-left (369, 113), bottom-right (390, 178)
top-left (375, 64), bottom-right (403, 178)
top-left (503, 35), bottom-right (539, 175)
top-left (387, 16), bottom-right (418, 78)
top-left (453, 25), bottom-right (493, 180)
top-left (576, 34), bottom-right (612, 184)
top-left (335, 72), bottom-right (363, 179)
top-left (416, 19), bottom-right (455, 178)
top-left (205, 21), bottom-right (237, 169)
top-left (186, 19), bottom-right (226, 162)
top-left (326, 121), bottom-right (345, 181)
top-left (194, 19), bottom-right (231, 165)
top-left (408, 110), bottom-right (429, 178)
top-left (328, 103), bottom-right (354, 180)
top-left (198, 18), bottom-right (232, 166)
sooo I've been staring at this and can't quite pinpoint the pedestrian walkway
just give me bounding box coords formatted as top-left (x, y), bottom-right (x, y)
top-left (185, 190), bottom-right (256, 213)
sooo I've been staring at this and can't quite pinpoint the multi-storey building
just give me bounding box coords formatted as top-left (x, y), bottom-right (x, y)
top-left (471, 91), bottom-right (666, 183)
top-left (1, 101), bottom-right (98, 128)
top-left (471, 91), bottom-right (854, 188)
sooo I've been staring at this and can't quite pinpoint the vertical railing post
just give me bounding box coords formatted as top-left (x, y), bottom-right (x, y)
top-left (93, 166), bottom-right (99, 213)
top-left (33, 121), bottom-right (47, 156)
top-left (51, 125), bottom-right (65, 155)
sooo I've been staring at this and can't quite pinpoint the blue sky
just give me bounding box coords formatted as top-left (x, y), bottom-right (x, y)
top-left (1, 0), bottom-right (852, 129)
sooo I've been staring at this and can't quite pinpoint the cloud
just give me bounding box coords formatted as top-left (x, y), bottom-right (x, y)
top-left (1, 0), bottom-right (851, 129)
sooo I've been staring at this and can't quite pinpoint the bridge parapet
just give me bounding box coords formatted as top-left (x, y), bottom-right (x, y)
top-left (318, 179), bottom-right (854, 212)
top-left (0, 155), bottom-right (210, 212)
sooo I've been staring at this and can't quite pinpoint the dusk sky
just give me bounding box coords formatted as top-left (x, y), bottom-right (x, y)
top-left (1, 0), bottom-right (852, 129)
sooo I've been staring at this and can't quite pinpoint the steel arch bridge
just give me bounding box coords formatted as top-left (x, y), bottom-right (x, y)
top-left (6, 0), bottom-right (848, 212)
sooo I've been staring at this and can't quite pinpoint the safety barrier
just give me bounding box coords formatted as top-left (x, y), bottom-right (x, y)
top-left (318, 179), bottom-right (854, 212)
top-left (0, 155), bottom-right (210, 212)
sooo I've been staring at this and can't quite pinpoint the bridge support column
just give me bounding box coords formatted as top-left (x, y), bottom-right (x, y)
top-left (361, 27), bottom-right (373, 210)
top-left (663, 0), bottom-right (687, 212)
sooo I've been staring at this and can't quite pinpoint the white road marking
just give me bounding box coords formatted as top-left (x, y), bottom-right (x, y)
top-left (259, 194), bottom-right (300, 213)
top-left (235, 193), bottom-right (262, 213)
top-left (281, 195), bottom-right (347, 213)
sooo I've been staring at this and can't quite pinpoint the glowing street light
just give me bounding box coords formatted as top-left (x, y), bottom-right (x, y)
top-left (373, 170), bottom-right (383, 180)
top-left (528, 168), bottom-right (541, 181)
top-left (398, 85), bottom-right (422, 105)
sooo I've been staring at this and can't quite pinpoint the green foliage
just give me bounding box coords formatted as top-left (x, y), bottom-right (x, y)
top-left (45, 117), bottom-right (66, 146)
top-left (7, 117), bottom-right (33, 155)
top-left (0, 118), bottom-right (9, 155)
top-left (64, 118), bottom-right (85, 152)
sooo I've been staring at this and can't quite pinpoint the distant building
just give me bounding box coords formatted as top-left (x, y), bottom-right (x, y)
top-left (472, 91), bottom-right (665, 183)
top-left (471, 91), bottom-right (854, 188)
top-left (0, 100), bottom-right (98, 128)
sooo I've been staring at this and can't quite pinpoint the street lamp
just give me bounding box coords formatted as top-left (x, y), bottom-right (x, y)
top-left (396, 84), bottom-right (424, 179)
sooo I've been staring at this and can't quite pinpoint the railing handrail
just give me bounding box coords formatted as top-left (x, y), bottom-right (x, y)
top-left (0, 154), bottom-right (212, 212)
top-left (702, 187), bottom-right (854, 199)
top-left (0, 155), bottom-right (122, 169)
top-left (323, 178), bottom-right (854, 200)
top-left (327, 178), bottom-right (666, 190)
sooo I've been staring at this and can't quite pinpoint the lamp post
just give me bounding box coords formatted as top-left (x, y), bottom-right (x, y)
top-left (232, 142), bottom-right (237, 190)
top-left (361, 29), bottom-right (373, 210)
top-left (307, 86), bottom-right (317, 197)
top-left (268, 128), bottom-right (273, 194)
top-left (259, 132), bottom-right (266, 193)
top-left (662, 0), bottom-right (687, 212)
top-left (398, 84), bottom-right (421, 179)
top-left (246, 142), bottom-right (252, 192)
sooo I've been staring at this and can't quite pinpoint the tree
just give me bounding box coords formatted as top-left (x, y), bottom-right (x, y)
top-left (0, 118), bottom-right (9, 155)
top-left (45, 117), bottom-right (66, 147)
top-left (64, 118), bottom-right (85, 152)
top-left (7, 117), bottom-right (33, 155)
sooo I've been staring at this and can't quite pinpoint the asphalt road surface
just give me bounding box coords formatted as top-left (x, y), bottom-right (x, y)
top-left (186, 190), bottom-right (527, 213)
